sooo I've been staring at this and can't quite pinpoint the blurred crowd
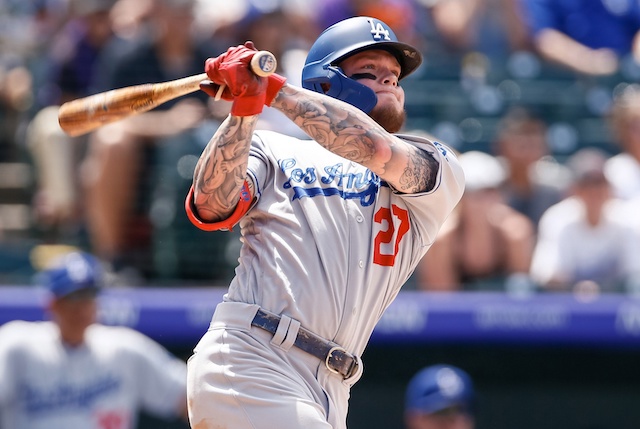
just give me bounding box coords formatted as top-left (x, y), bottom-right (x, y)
top-left (1, 0), bottom-right (640, 295)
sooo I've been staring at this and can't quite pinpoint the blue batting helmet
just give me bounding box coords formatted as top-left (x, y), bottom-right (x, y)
top-left (302, 16), bottom-right (422, 113)
top-left (405, 364), bottom-right (475, 415)
top-left (40, 252), bottom-right (103, 298)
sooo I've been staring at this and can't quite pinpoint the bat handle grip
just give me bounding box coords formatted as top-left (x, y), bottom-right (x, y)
top-left (214, 51), bottom-right (277, 101)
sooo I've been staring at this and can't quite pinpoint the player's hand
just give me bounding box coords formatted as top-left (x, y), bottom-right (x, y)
top-left (199, 80), bottom-right (233, 101)
top-left (204, 42), bottom-right (287, 115)
top-left (205, 42), bottom-right (267, 116)
top-left (200, 76), bottom-right (287, 108)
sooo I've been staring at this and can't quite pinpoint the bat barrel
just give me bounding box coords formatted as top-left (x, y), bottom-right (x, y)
top-left (57, 73), bottom-right (207, 137)
top-left (57, 49), bottom-right (276, 137)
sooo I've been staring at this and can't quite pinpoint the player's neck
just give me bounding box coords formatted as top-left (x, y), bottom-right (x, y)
top-left (59, 328), bottom-right (87, 348)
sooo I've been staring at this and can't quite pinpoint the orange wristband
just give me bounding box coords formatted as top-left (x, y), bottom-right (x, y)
top-left (185, 181), bottom-right (252, 231)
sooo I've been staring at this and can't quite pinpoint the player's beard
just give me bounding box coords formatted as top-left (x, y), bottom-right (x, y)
top-left (369, 104), bottom-right (406, 133)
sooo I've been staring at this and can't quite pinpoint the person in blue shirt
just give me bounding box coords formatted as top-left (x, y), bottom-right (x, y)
top-left (520, 0), bottom-right (640, 75)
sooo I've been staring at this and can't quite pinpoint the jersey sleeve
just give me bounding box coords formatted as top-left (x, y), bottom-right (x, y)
top-left (0, 321), bottom-right (34, 407)
top-left (393, 135), bottom-right (465, 247)
top-left (529, 201), bottom-right (572, 285)
top-left (0, 322), bottom-right (16, 406)
top-left (119, 329), bottom-right (187, 418)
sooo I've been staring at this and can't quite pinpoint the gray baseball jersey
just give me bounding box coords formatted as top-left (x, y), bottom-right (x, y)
top-left (0, 320), bottom-right (187, 429)
top-left (187, 130), bottom-right (465, 429)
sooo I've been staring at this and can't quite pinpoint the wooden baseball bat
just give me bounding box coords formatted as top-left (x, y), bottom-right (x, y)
top-left (58, 51), bottom-right (277, 137)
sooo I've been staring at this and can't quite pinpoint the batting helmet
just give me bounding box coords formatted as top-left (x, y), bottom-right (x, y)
top-left (405, 364), bottom-right (475, 415)
top-left (40, 252), bottom-right (103, 299)
top-left (302, 16), bottom-right (422, 113)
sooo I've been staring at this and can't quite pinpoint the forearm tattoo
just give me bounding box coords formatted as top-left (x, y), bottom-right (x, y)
top-left (272, 85), bottom-right (439, 193)
top-left (193, 115), bottom-right (257, 220)
top-left (275, 86), bottom-right (375, 162)
top-left (403, 146), bottom-right (439, 193)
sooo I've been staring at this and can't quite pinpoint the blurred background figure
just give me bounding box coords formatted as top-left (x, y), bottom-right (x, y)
top-left (492, 106), bottom-right (567, 228)
top-left (44, 0), bottom-right (118, 106)
top-left (530, 148), bottom-right (640, 294)
top-left (416, 150), bottom-right (535, 292)
top-left (605, 84), bottom-right (640, 201)
top-left (0, 251), bottom-right (189, 429)
top-left (519, 0), bottom-right (640, 76)
top-left (317, 0), bottom-right (424, 49)
top-left (404, 364), bottom-right (475, 429)
top-left (79, 0), bottom-right (220, 281)
top-left (427, 0), bottom-right (531, 58)
top-left (23, 0), bottom-right (122, 247)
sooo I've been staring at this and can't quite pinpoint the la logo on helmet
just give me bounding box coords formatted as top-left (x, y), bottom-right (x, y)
top-left (368, 19), bottom-right (391, 41)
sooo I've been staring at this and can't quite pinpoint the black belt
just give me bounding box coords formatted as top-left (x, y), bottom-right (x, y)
top-left (251, 309), bottom-right (359, 379)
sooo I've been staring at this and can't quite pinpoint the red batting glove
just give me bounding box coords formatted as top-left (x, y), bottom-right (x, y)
top-left (201, 74), bottom-right (287, 107)
top-left (204, 42), bottom-right (287, 115)
top-left (199, 80), bottom-right (233, 101)
top-left (205, 43), bottom-right (266, 116)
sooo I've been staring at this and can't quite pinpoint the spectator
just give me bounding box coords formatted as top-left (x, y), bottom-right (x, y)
top-left (0, 251), bottom-right (188, 429)
top-left (427, 0), bottom-right (531, 58)
top-left (530, 148), bottom-right (640, 293)
top-left (45, 0), bottom-right (119, 106)
top-left (416, 150), bottom-right (535, 292)
top-left (605, 84), bottom-right (640, 201)
top-left (0, 63), bottom-right (33, 162)
top-left (519, 0), bottom-right (640, 76)
top-left (317, 0), bottom-right (427, 53)
top-left (493, 106), bottom-right (567, 227)
top-left (405, 364), bottom-right (475, 429)
top-left (26, 0), bottom-right (120, 242)
top-left (80, 0), bottom-right (222, 280)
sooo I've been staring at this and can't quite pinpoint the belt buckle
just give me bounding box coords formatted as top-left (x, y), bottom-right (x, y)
top-left (325, 346), bottom-right (346, 376)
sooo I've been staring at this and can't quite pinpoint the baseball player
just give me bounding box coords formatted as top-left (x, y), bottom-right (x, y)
top-left (405, 364), bottom-right (475, 429)
top-left (0, 252), bottom-right (188, 429)
top-left (185, 16), bottom-right (465, 429)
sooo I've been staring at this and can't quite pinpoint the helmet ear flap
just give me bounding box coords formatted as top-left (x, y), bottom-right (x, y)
top-left (324, 66), bottom-right (378, 113)
top-left (300, 65), bottom-right (377, 112)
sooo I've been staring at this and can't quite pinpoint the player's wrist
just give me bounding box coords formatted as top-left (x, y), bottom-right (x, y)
top-left (231, 92), bottom-right (267, 116)
top-left (265, 74), bottom-right (287, 107)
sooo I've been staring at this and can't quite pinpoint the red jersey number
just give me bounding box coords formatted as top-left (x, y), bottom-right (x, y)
top-left (373, 204), bottom-right (410, 266)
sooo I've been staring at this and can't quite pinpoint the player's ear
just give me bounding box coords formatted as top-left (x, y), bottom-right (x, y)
top-left (320, 83), bottom-right (331, 93)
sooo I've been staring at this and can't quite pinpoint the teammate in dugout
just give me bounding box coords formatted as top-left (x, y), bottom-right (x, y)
top-left (185, 16), bottom-right (465, 429)
top-left (0, 251), bottom-right (188, 429)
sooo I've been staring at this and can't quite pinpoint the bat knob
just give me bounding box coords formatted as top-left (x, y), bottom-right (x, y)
top-left (251, 51), bottom-right (277, 77)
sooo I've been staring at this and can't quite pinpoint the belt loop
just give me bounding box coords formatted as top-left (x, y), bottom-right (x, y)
top-left (270, 314), bottom-right (292, 348)
top-left (343, 354), bottom-right (364, 384)
top-left (280, 318), bottom-right (300, 351)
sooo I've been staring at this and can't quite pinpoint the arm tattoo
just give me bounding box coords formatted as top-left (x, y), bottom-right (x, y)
top-left (274, 85), bottom-right (377, 163)
top-left (193, 115), bottom-right (257, 221)
top-left (402, 146), bottom-right (440, 193)
top-left (272, 85), bottom-right (440, 194)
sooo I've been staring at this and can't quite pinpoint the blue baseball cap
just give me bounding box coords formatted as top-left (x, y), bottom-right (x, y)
top-left (405, 364), bottom-right (475, 415)
top-left (40, 252), bottom-right (103, 298)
